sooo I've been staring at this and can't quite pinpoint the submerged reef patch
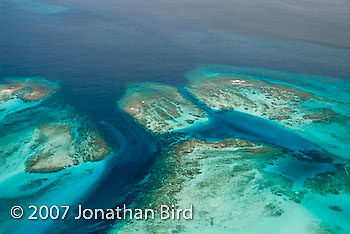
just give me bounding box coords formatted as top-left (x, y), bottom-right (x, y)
top-left (114, 66), bottom-right (349, 233)
top-left (114, 138), bottom-right (348, 234)
top-left (187, 72), bottom-right (330, 127)
top-left (25, 122), bottom-right (109, 173)
top-left (304, 163), bottom-right (350, 195)
top-left (0, 77), bottom-right (57, 101)
top-left (0, 76), bottom-right (111, 200)
top-left (0, 113), bottom-right (110, 174)
top-left (0, 75), bottom-right (111, 232)
top-left (0, 77), bottom-right (58, 120)
top-left (186, 67), bottom-right (350, 157)
top-left (119, 83), bottom-right (207, 133)
top-left (0, 75), bottom-right (112, 234)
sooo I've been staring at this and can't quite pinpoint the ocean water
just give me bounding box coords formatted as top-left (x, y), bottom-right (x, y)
top-left (1, 0), bottom-right (350, 233)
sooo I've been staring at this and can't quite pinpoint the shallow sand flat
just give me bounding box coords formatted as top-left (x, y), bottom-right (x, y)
top-left (25, 122), bottom-right (109, 173)
top-left (0, 77), bottom-right (58, 121)
top-left (0, 129), bottom-right (36, 182)
top-left (0, 77), bottom-right (57, 101)
top-left (0, 97), bottom-right (111, 233)
top-left (0, 84), bottom-right (110, 204)
top-left (186, 71), bottom-right (350, 157)
top-left (119, 83), bottom-right (207, 133)
top-left (25, 124), bottom-right (77, 173)
top-left (187, 73), bottom-right (329, 127)
top-left (0, 158), bottom-right (107, 233)
top-left (115, 139), bottom-right (346, 234)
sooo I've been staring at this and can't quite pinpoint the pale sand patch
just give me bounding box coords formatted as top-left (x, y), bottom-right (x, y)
top-left (0, 78), bottom-right (57, 102)
top-left (115, 139), bottom-right (340, 234)
top-left (186, 73), bottom-right (350, 157)
top-left (119, 83), bottom-right (207, 133)
top-left (26, 123), bottom-right (109, 173)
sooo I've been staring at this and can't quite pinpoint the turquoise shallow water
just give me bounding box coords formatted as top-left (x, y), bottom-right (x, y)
top-left (264, 155), bottom-right (335, 190)
top-left (304, 193), bottom-right (350, 233)
top-left (111, 66), bottom-right (349, 233)
top-left (179, 88), bottom-right (319, 151)
top-left (0, 71), bottom-right (349, 234)
top-left (1, 0), bottom-right (350, 233)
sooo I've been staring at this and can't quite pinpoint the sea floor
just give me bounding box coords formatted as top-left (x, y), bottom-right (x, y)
top-left (0, 77), bottom-right (112, 233)
top-left (114, 66), bottom-right (350, 234)
top-left (0, 66), bottom-right (349, 234)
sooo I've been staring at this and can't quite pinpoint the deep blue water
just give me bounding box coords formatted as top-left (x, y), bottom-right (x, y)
top-left (1, 0), bottom-right (350, 233)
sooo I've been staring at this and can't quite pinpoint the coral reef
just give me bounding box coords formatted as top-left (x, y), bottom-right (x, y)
top-left (0, 77), bottom-right (57, 101)
top-left (115, 139), bottom-right (344, 234)
top-left (186, 72), bottom-right (350, 157)
top-left (25, 123), bottom-right (109, 173)
top-left (119, 83), bottom-right (207, 133)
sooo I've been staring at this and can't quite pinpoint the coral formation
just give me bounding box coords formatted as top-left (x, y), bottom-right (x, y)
top-left (119, 83), bottom-right (207, 133)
